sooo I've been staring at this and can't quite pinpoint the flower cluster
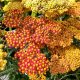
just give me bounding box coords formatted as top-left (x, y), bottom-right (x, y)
top-left (67, 18), bottom-right (80, 30)
top-left (30, 74), bottom-right (46, 80)
top-left (65, 46), bottom-right (80, 71)
top-left (15, 43), bottom-right (49, 76)
top-left (1, 1), bottom-right (80, 79)
top-left (5, 15), bottom-right (61, 48)
top-left (22, 0), bottom-right (75, 16)
top-left (47, 26), bottom-right (73, 48)
top-left (50, 54), bottom-right (70, 74)
top-left (68, 2), bottom-right (80, 17)
top-left (2, 9), bottom-right (23, 28)
top-left (61, 18), bottom-right (80, 40)
top-left (0, 44), bottom-right (7, 71)
top-left (32, 22), bottom-right (61, 45)
top-left (5, 28), bottom-right (30, 48)
top-left (3, 1), bottom-right (24, 11)
top-left (50, 45), bottom-right (80, 74)
top-left (15, 43), bottom-right (40, 59)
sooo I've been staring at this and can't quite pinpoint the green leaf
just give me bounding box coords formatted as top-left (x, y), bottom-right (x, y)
top-left (0, 17), bottom-right (3, 21)
top-left (66, 78), bottom-right (72, 80)
top-left (56, 14), bottom-right (70, 21)
top-left (0, 68), bottom-right (15, 77)
top-left (21, 74), bottom-right (29, 80)
top-left (3, 56), bottom-right (29, 80)
top-left (40, 46), bottom-right (51, 60)
top-left (31, 11), bottom-right (37, 17)
top-left (9, 73), bottom-right (16, 80)
top-left (73, 38), bottom-right (80, 48)
top-left (4, 47), bottom-right (18, 57)
top-left (6, 57), bottom-right (18, 68)
top-left (8, 48), bottom-right (17, 57)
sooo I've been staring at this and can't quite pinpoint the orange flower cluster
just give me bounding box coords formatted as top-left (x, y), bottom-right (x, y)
top-left (5, 28), bottom-right (30, 48)
top-left (61, 18), bottom-right (80, 40)
top-left (68, 2), bottom-right (80, 17)
top-left (50, 46), bottom-right (80, 74)
top-left (4, 9), bottom-right (80, 76)
top-left (2, 9), bottom-right (23, 28)
top-left (49, 46), bottom-right (70, 74)
top-left (1, 0), bottom-right (80, 79)
top-left (15, 43), bottom-right (49, 75)
top-left (32, 23), bottom-right (61, 45)
top-left (15, 43), bottom-right (40, 59)
top-left (65, 18), bottom-right (80, 30)
top-left (47, 26), bottom-right (73, 48)
top-left (5, 14), bottom-right (61, 49)
top-left (50, 54), bottom-right (69, 74)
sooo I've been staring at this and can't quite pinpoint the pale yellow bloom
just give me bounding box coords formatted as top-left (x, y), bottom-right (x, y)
top-left (3, 1), bottom-right (24, 11)
top-left (22, 0), bottom-right (76, 15)
top-left (65, 46), bottom-right (80, 71)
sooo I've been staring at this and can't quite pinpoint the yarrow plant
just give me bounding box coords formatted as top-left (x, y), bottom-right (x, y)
top-left (0, 0), bottom-right (80, 80)
top-left (22, 0), bottom-right (76, 17)
top-left (0, 44), bottom-right (7, 71)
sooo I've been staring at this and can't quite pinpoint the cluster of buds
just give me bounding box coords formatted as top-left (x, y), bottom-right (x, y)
top-left (5, 28), bottom-right (30, 49)
top-left (15, 43), bottom-right (49, 76)
top-left (2, 9), bottom-right (24, 28)
top-left (0, 44), bottom-right (7, 71)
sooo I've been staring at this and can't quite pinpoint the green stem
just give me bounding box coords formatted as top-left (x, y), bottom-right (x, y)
top-left (75, 73), bottom-right (79, 80)
top-left (9, 28), bottom-right (12, 31)
top-left (1, 30), bottom-right (6, 36)
top-left (60, 73), bottom-right (80, 80)
top-left (31, 11), bottom-right (37, 17)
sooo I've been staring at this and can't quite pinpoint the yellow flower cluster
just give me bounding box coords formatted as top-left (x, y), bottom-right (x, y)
top-left (3, 1), bottom-right (24, 11)
top-left (45, 0), bottom-right (76, 18)
top-left (21, 0), bottom-right (76, 14)
top-left (0, 44), bottom-right (7, 71)
top-left (65, 46), bottom-right (80, 71)
top-left (30, 74), bottom-right (46, 80)
top-left (50, 46), bottom-right (80, 74)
